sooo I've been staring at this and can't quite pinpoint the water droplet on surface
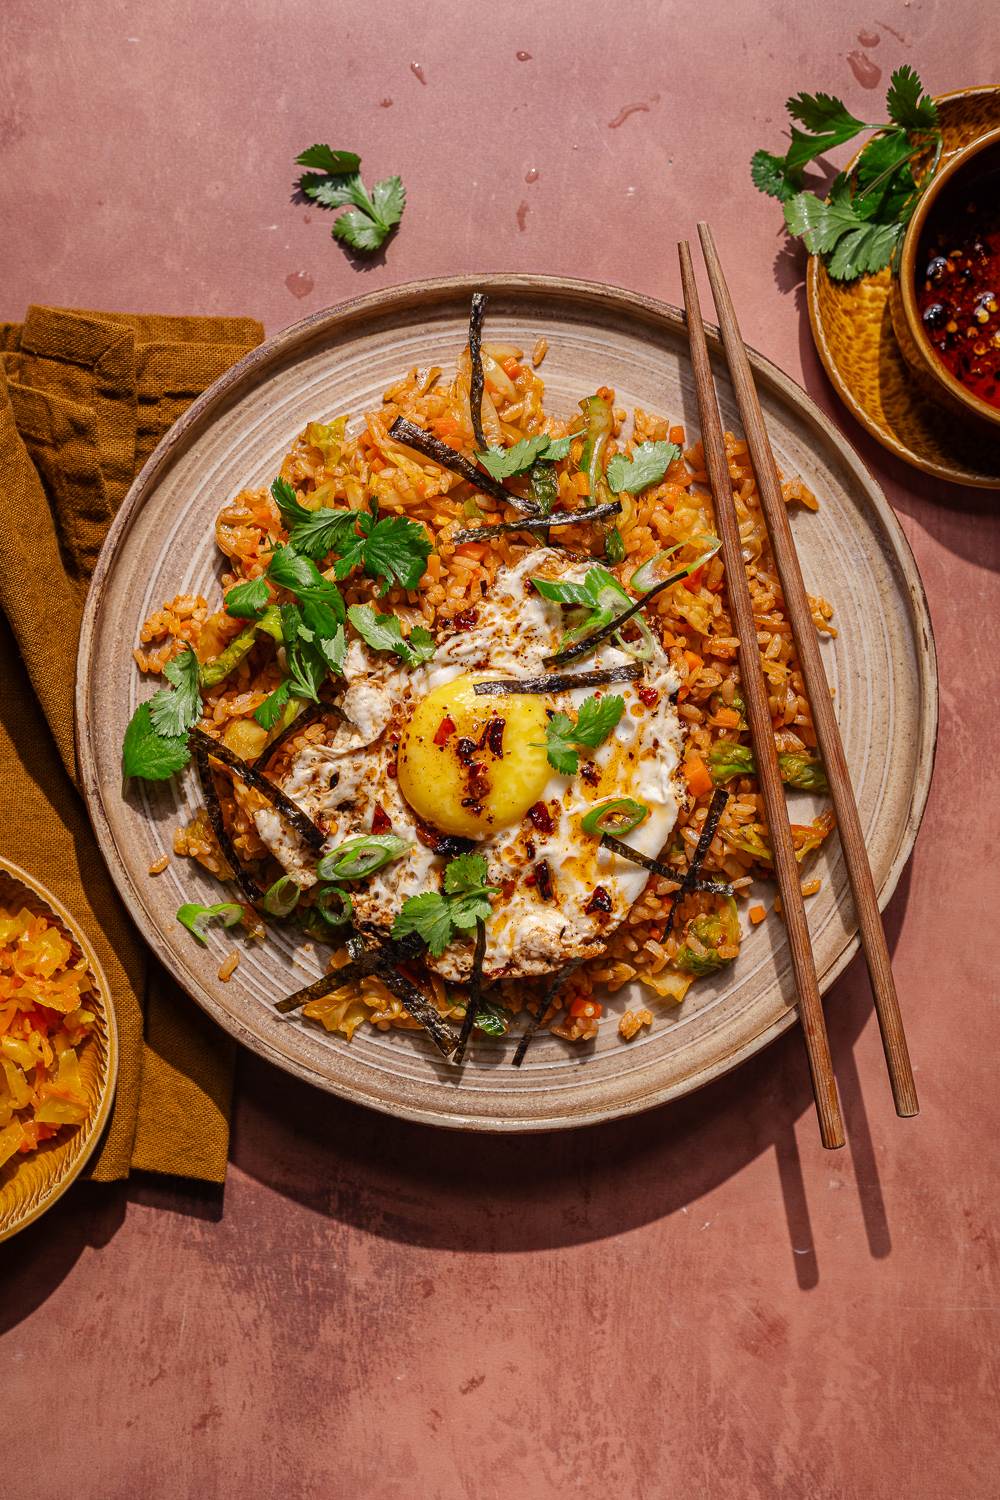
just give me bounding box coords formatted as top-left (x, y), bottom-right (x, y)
top-left (516, 49), bottom-right (532, 61)
top-left (847, 50), bottom-right (882, 88)
top-left (285, 271), bottom-right (314, 300)
top-left (857, 27), bottom-right (880, 45)
top-left (303, 213), bottom-right (311, 223)
top-left (516, 201), bottom-right (529, 232)
top-left (380, 97), bottom-right (393, 107)
top-left (524, 166), bottom-right (539, 184)
top-left (410, 61), bottom-right (426, 84)
top-left (608, 101), bottom-right (651, 129)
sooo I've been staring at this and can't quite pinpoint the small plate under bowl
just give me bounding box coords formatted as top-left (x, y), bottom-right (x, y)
top-left (0, 859), bottom-right (118, 1242)
top-left (807, 85), bottom-right (1000, 490)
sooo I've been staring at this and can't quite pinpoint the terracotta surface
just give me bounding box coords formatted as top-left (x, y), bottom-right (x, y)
top-left (1, 3), bottom-right (997, 1496)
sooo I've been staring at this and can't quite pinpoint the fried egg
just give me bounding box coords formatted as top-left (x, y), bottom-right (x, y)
top-left (254, 548), bottom-right (685, 982)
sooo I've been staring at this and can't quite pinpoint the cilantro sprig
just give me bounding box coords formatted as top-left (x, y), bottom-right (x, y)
top-left (296, 144), bottom-right (405, 254)
top-left (542, 692), bottom-right (625, 775)
top-left (391, 853), bottom-right (499, 957)
top-left (475, 434), bottom-right (571, 482)
top-left (751, 64), bottom-right (941, 281)
top-left (347, 604), bottom-right (436, 667)
top-left (122, 645), bottom-right (201, 781)
top-left (271, 478), bottom-right (431, 594)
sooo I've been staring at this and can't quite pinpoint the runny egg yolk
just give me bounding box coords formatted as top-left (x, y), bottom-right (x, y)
top-left (396, 674), bottom-right (552, 839)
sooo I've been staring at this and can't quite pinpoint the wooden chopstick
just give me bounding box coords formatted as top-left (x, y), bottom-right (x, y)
top-left (695, 221), bottom-right (918, 1120)
top-left (678, 242), bottom-right (845, 1150)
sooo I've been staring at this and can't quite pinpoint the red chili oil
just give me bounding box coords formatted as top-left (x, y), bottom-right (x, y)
top-left (915, 150), bottom-right (1000, 410)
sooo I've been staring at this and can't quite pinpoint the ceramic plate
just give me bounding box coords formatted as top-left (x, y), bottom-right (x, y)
top-left (76, 276), bottom-right (937, 1131)
top-left (807, 85), bottom-right (1000, 489)
top-left (0, 860), bottom-right (117, 1240)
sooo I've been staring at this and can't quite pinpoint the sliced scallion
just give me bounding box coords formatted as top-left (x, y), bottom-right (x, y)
top-left (581, 798), bottom-right (650, 836)
top-left (262, 875), bottom-right (301, 918)
top-left (176, 901), bottom-right (243, 945)
top-left (316, 833), bottom-right (412, 883)
top-left (315, 885), bottom-right (354, 926)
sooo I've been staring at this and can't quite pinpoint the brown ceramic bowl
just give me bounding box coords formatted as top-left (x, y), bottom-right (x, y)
top-left (891, 125), bottom-right (1000, 430)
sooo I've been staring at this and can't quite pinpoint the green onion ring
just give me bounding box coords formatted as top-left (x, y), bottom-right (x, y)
top-left (581, 798), bottom-right (650, 837)
top-left (316, 833), bottom-right (412, 883)
top-left (314, 885), bottom-right (354, 927)
top-left (176, 901), bottom-right (244, 945)
top-left (262, 875), bottom-right (301, 918)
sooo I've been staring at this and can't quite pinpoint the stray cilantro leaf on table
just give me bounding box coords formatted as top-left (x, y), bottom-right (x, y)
top-left (606, 440), bottom-right (680, 495)
top-left (542, 693), bottom-right (625, 775)
top-left (347, 604), bottom-right (436, 667)
top-left (750, 64), bottom-right (941, 280)
top-left (392, 853), bottom-right (499, 956)
top-left (296, 144), bottom-right (406, 255)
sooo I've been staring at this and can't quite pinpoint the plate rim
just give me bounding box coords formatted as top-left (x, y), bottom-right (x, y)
top-left (806, 83), bottom-right (1000, 490)
top-left (0, 856), bottom-right (119, 1240)
top-left (75, 273), bottom-right (939, 1131)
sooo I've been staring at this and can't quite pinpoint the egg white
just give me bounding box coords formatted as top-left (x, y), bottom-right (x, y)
top-left (253, 548), bottom-right (685, 981)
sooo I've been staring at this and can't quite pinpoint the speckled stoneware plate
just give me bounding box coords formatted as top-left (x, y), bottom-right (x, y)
top-left (807, 85), bottom-right (1000, 489)
top-left (76, 276), bottom-right (937, 1131)
top-left (0, 860), bottom-right (117, 1240)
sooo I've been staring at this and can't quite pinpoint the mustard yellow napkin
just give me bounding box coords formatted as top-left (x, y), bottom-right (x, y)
top-left (0, 306), bottom-right (264, 1181)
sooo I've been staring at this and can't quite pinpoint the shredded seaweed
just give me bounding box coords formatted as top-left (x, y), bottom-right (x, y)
top-left (371, 962), bottom-right (458, 1057)
top-left (663, 787), bottom-right (730, 938)
top-left (388, 416), bottom-right (540, 515)
top-left (193, 741), bottom-right (263, 906)
top-left (453, 916), bottom-right (487, 1065)
top-left (452, 499), bottom-right (622, 545)
top-left (273, 956), bottom-right (378, 1014)
top-left (599, 832), bottom-right (733, 895)
top-left (512, 959), bottom-right (586, 1067)
top-left (253, 701), bottom-right (325, 766)
top-left (473, 663), bottom-right (642, 697)
top-left (191, 727), bottom-right (326, 853)
top-left (468, 292), bottom-right (488, 451)
top-left (544, 565), bottom-right (692, 667)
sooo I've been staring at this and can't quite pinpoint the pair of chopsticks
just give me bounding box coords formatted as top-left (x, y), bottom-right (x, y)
top-left (678, 224), bottom-right (918, 1149)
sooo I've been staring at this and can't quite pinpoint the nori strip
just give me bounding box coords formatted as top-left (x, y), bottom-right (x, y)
top-left (388, 416), bottom-right (540, 515)
top-left (468, 291), bottom-right (488, 451)
top-left (191, 727), bottom-right (326, 852)
top-left (369, 962), bottom-right (458, 1057)
top-left (544, 565), bottom-right (692, 667)
top-left (663, 787), bottom-right (730, 938)
top-left (599, 832), bottom-right (733, 895)
top-left (473, 663), bottom-right (642, 696)
top-left (512, 958), bottom-right (586, 1067)
top-left (452, 499), bottom-right (622, 544)
top-left (453, 917), bottom-right (487, 1065)
top-left (273, 956), bottom-right (379, 1014)
top-left (193, 740), bottom-right (263, 907)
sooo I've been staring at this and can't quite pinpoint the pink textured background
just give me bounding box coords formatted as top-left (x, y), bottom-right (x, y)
top-left (2, 3), bottom-right (998, 1496)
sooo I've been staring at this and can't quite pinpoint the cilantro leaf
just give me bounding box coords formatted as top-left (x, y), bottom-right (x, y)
top-left (371, 175), bottom-right (406, 230)
top-left (573, 693), bottom-right (625, 747)
top-left (286, 505), bottom-right (360, 562)
top-left (886, 65), bottom-right (938, 130)
top-left (332, 208), bottom-right (386, 252)
top-left (268, 545), bottom-right (346, 621)
top-left (347, 604), bottom-right (436, 666)
top-left (295, 145), bottom-right (361, 175)
top-left (300, 173), bottom-right (361, 209)
top-left (786, 90), bottom-right (864, 135)
top-left (315, 623), bottom-right (347, 675)
top-left (122, 701), bottom-right (191, 781)
top-left (225, 577), bottom-right (271, 619)
top-left (391, 891), bottom-right (453, 956)
top-left (147, 645), bottom-right (200, 738)
top-left (475, 434), bottom-right (569, 481)
top-left (541, 693), bottom-right (625, 774)
top-left (529, 460), bottom-right (559, 515)
top-left (286, 638), bottom-right (326, 703)
top-left (784, 190), bottom-right (906, 279)
top-left (332, 511), bottom-right (431, 594)
top-left (606, 440), bottom-right (679, 495)
top-left (392, 853), bottom-right (498, 955)
top-left (271, 476), bottom-right (311, 524)
top-left (751, 148), bottom-right (797, 202)
top-left (255, 679), bottom-right (292, 729)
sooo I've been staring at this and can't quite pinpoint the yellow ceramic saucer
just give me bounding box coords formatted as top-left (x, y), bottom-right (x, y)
top-left (807, 85), bottom-right (1000, 490)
